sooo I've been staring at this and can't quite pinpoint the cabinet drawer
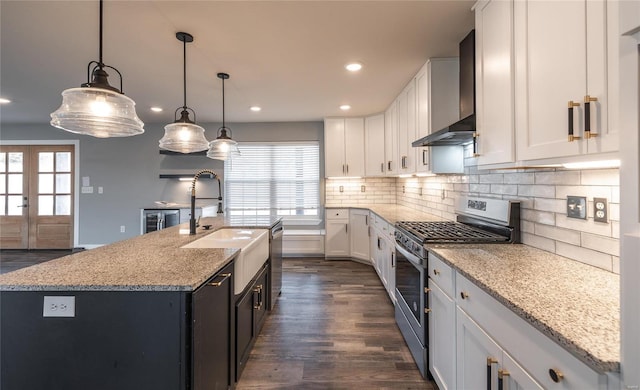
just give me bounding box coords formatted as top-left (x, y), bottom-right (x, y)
top-left (428, 253), bottom-right (454, 298)
top-left (455, 273), bottom-right (605, 389)
top-left (326, 208), bottom-right (349, 219)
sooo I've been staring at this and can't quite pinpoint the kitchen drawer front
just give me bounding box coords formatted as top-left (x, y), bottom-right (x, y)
top-left (455, 273), bottom-right (605, 389)
top-left (326, 208), bottom-right (349, 219)
top-left (428, 253), bottom-right (454, 298)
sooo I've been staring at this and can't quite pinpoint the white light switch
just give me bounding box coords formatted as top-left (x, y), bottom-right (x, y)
top-left (43, 296), bottom-right (75, 317)
top-left (98, 186), bottom-right (104, 194)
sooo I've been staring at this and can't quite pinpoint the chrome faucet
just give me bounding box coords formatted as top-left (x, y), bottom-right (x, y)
top-left (190, 169), bottom-right (223, 235)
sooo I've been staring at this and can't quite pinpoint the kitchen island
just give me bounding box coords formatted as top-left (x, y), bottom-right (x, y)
top-left (0, 215), bottom-right (281, 390)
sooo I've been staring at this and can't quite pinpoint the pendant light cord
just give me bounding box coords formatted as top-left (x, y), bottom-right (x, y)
top-left (221, 76), bottom-right (225, 127)
top-left (98, 0), bottom-right (104, 69)
top-left (182, 36), bottom-right (187, 109)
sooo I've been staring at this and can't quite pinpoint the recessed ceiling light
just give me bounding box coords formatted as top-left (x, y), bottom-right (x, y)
top-left (345, 63), bottom-right (362, 72)
top-left (250, 106), bottom-right (261, 112)
top-left (340, 105), bottom-right (351, 111)
top-left (150, 107), bottom-right (163, 112)
top-left (0, 98), bottom-right (11, 104)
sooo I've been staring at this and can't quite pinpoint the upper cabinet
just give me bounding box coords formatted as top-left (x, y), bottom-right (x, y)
top-left (324, 118), bottom-right (365, 178)
top-left (514, 0), bottom-right (619, 161)
top-left (475, 0), bottom-right (516, 166)
top-left (415, 58), bottom-right (460, 174)
top-left (397, 80), bottom-right (417, 174)
top-left (475, 0), bottom-right (619, 166)
top-left (384, 102), bottom-right (399, 176)
top-left (364, 114), bottom-right (386, 177)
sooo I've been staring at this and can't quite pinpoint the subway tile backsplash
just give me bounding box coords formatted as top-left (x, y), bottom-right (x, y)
top-left (325, 167), bottom-right (620, 274)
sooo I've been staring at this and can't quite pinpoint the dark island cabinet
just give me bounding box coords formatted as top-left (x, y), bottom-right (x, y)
top-left (192, 261), bottom-right (235, 390)
top-left (235, 262), bottom-right (269, 381)
top-left (0, 259), bottom-right (235, 390)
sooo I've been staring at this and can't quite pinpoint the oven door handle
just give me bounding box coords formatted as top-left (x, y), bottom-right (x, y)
top-left (395, 242), bottom-right (423, 267)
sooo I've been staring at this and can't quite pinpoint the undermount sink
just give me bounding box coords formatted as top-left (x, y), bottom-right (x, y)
top-left (182, 228), bottom-right (269, 295)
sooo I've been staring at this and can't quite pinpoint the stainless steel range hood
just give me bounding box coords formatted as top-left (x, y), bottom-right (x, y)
top-left (413, 30), bottom-right (475, 147)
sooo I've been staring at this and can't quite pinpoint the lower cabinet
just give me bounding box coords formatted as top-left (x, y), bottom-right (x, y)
top-left (325, 209), bottom-right (350, 257)
top-left (192, 261), bottom-right (235, 390)
top-left (456, 307), bottom-right (541, 390)
top-left (349, 209), bottom-right (370, 262)
top-left (371, 216), bottom-right (396, 303)
top-left (235, 263), bottom-right (269, 381)
top-left (428, 281), bottom-right (456, 390)
top-left (428, 253), bottom-right (608, 390)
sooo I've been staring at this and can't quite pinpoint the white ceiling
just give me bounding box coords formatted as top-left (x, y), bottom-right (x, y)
top-left (0, 1), bottom-right (474, 126)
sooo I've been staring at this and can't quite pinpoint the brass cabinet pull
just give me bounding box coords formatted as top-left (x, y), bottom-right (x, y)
top-left (424, 287), bottom-right (431, 293)
top-left (346, 164), bottom-right (349, 174)
top-left (387, 161), bottom-right (392, 171)
top-left (473, 132), bottom-right (480, 157)
top-left (460, 291), bottom-right (469, 300)
top-left (381, 162), bottom-right (384, 172)
top-left (487, 357), bottom-right (498, 390)
top-left (422, 149), bottom-right (428, 166)
top-left (549, 368), bottom-right (564, 383)
top-left (208, 273), bottom-right (232, 287)
top-left (498, 369), bottom-right (510, 390)
top-left (424, 308), bottom-right (432, 314)
top-left (433, 269), bottom-right (440, 275)
top-left (567, 100), bottom-right (581, 142)
top-left (584, 95), bottom-right (599, 139)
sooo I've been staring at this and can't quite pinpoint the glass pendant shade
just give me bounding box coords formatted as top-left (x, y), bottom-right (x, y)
top-left (50, 87), bottom-right (144, 138)
top-left (207, 138), bottom-right (240, 160)
top-left (159, 120), bottom-right (209, 153)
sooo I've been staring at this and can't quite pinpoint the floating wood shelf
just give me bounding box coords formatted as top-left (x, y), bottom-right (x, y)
top-left (158, 174), bottom-right (215, 179)
top-left (159, 150), bottom-right (207, 156)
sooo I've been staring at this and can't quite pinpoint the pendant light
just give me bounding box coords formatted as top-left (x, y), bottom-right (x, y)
top-left (159, 32), bottom-right (209, 153)
top-left (50, 0), bottom-right (144, 138)
top-left (207, 73), bottom-right (240, 161)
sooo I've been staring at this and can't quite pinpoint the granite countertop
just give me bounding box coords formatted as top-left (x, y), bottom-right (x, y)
top-left (428, 244), bottom-right (620, 373)
top-left (326, 203), bottom-right (444, 225)
top-left (0, 215), bottom-right (281, 292)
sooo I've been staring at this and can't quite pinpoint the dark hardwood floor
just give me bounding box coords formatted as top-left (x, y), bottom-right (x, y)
top-left (0, 249), bottom-right (75, 274)
top-left (236, 258), bottom-right (436, 390)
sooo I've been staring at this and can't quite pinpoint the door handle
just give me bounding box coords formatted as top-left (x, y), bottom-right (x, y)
top-left (567, 100), bottom-right (581, 142)
top-left (584, 95), bottom-right (598, 139)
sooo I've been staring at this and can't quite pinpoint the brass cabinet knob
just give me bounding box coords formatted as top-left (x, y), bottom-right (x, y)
top-left (549, 368), bottom-right (564, 383)
top-left (460, 291), bottom-right (469, 300)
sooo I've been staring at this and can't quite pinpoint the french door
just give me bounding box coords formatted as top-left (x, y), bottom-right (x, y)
top-left (0, 145), bottom-right (74, 249)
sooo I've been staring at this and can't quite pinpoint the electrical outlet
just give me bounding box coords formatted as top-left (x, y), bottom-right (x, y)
top-left (441, 189), bottom-right (446, 200)
top-left (594, 197), bottom-right (608, 223)
top-left (567, 196), bottom-right (587, 219)
top-left (120, 225), bottom-right (126, 233)
top-left (43, 296), bottom-right (75, 317)
top-left (361, 185), bottom-right (366, 192)
top-left (339, 186), bottom-right (344, 193)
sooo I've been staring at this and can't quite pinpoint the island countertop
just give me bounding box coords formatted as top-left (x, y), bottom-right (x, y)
top-left (0, 215), bottom-right (281, 292)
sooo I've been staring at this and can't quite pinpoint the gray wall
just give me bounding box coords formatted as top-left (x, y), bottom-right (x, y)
top-left (0, 121), bottom-right (323, 246)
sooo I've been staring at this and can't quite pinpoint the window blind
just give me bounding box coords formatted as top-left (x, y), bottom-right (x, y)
top-left (224, 142), bottom-right (320, 217)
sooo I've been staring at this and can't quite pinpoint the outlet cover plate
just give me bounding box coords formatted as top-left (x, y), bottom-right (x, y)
top-left (567, 196), bottom-right (587, 219)
top-left (43, 296), bottom-right (75, 317)
top-left (594, 197), bottom-right (608, 223)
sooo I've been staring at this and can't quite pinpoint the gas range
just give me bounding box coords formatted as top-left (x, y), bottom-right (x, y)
top-left (395, 197), bottom-right (520, 259)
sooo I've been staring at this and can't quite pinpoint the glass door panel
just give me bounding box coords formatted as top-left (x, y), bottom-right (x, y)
top-left (0, 147), bottom-right (29, 248)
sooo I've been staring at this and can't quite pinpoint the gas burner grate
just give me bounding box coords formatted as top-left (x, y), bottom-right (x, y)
top-left (397, 221), bottom-right (508, 243)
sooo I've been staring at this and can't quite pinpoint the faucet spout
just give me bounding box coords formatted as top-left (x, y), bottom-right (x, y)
top-left (190, 169), bottom-right (222, 235)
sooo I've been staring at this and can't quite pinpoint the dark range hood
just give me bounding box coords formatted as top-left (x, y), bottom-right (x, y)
top-left (413, 30), bottom-right (476, 147)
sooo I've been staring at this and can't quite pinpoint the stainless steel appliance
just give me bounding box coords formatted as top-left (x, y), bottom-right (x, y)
top-left (142, 209), bottom-right (180, 233)
top-left (268, 221), bottom-right (283, 310)
top-left (394, 196), bottom-right (520, 378)
top-left (413, 29), bottom-right (476, 147)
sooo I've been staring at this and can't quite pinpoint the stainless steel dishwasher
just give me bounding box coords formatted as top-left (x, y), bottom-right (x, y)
top-left (268, 221), bottom-right (283, 310)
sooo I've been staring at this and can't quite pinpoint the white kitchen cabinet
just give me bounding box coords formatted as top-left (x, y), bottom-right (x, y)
top-left (429, 281), bottom-right (456, 390)
top-left (397, 80), bottom-right (417, 174)
top-left (384, 102), bottom-right (399, 176)
top-left (513, 0), bottom-right (619, 161)
top-left (324, 118), bottom-right (365, 178)
top-left (370, 213), bottom-right (395, 303)
top-left (455, 271), bottom-right (606, 389)
top-left (349, 209), bottom-right (370, 262)
top-left (456, 307), bottom-right (543, 390)
top-left (324, 209), bottom-right (349, 258)
top-left (364, 114), bottom-right (387, 176)
top-left (475, 0), bottom-right (516, 166)
top-left (415, 58), bottom-right (460, 174)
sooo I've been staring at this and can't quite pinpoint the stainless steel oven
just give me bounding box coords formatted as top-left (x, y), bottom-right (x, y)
top-left (394, 196), bottom-right (520, 379)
